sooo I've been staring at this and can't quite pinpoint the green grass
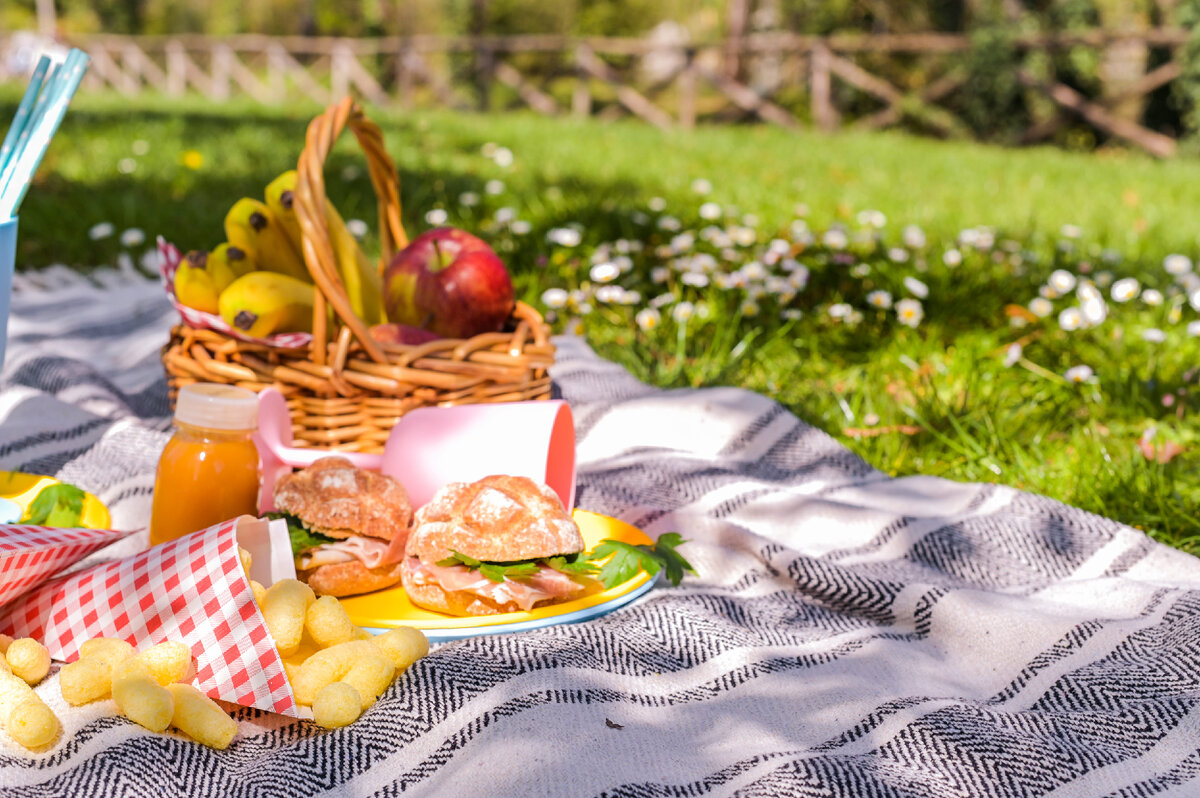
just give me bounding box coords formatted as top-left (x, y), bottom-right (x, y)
top-left (5, 90), bottom-right (1200, 551)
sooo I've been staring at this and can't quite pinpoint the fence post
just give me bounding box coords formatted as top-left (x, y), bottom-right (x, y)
top-left (573, 43), bottom-right (592, 118)
top-left (811, 40), bottom-right (837, 132)
top-left (332, 41), bottom-right (350, 100)
top-left (165, 40), bottom-right (186, 97)
top-left (212, 43), bottom-right (231, 101)
top-left (679, 47), bottom-right (697, 129)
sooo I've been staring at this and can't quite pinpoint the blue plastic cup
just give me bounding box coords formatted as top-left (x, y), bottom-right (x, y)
top-left (0, 217), bottom-right (15, 370)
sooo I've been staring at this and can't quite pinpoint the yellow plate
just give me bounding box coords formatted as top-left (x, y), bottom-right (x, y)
top-left (341, 510), bottom-right (655, 642)
top-left (0, 471), bottom-right (112, 529)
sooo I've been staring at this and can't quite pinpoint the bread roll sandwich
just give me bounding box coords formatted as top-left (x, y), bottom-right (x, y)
top-left (401, 475), bottom-right (599, 616)
top-left (271, 456), bottom-right (413, 597)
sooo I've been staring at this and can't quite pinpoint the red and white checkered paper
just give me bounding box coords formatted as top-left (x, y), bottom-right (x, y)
top-left (0, 518), bottom-right (298, 717)
top-left (157, 237), bottom-right (313, 350)
top-left (0, 525), bottom-right (134, 609)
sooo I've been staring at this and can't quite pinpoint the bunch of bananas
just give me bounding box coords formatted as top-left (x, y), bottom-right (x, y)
top-left (175, 170), bottom-right (384, 337)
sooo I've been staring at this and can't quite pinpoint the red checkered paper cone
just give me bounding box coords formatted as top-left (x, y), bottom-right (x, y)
top-left (0, 516), bottom-right (302, 717)
top-left (0, 525), bottom-right (134, 609)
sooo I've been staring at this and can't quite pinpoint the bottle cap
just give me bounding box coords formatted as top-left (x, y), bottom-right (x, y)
top-left (174, 383), bottom-right (258, 431)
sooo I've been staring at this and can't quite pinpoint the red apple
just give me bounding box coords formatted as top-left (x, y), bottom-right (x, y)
top-left (383, 227), bottom-right (515, 339)
top-left (369, 323), bottom-right (442, 346)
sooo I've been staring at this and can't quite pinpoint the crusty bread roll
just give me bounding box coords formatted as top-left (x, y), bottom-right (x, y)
top-left (275, 456), bottom-right (412, 541)
top-left (406, 474), bottom-right (582, 563)
top-left (401, 475), bottom-right (585, 616)
top-left (299, 560), bottom-right (407, 598)
top-left (274, 456), bottom-right (413, 597)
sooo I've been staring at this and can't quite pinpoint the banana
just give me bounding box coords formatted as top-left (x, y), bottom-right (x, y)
top-left (211, 242), bottom-right (255, 279)
top-left (224, 198), bottom-right (310, 282)
top-left (218, 271), bottom-right (316, 337)
top-left (174, 250), bottom-right (234, 314)
top-left (265, 170), bottom-right (384, 324)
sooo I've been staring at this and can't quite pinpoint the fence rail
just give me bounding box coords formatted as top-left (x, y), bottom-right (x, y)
top-left (0, 29), bottom-right (1191, 157)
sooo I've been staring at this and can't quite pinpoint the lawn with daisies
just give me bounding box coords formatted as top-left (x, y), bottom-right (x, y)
top-left (8, 90), bottom-right (1200, 549)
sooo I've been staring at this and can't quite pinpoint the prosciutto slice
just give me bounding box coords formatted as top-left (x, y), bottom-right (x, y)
top-left (407, 557), bottom-right (590, 611)
top-left (298, 535), bottom-right (400, 570)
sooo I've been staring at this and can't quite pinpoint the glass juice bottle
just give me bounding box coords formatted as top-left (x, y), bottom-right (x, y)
top-left (149, 383), bottom-right (260, 546)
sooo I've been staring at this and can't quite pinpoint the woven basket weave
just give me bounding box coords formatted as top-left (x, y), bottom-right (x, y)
top-left (162, 98), bottom-right (554, 453)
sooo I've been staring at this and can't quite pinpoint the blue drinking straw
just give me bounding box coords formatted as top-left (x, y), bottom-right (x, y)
top-left (0, 49), bottom-right (90, 219)
top-left (0, 55), bottom-right (51, 178)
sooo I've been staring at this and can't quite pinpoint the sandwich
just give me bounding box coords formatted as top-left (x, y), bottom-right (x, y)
top-left (271, 456), bottom-right (413, 597)
top-left (401, 474), bottom-right (599, 616)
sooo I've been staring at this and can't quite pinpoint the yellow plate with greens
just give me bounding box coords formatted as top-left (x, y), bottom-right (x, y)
top-left (0, 471), bottom-right (111, 529)
top-left (341, 510), bottom-right (656, 642)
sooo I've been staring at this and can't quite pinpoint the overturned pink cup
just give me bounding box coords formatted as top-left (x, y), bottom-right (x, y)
top-left (254, 390), bottom-right (576, 513)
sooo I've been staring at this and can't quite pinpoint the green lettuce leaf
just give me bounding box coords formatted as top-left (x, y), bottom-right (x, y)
top-left (264, 512), bottom-right (339, 558)
top-left (21, 483), bottom-right (86, 527)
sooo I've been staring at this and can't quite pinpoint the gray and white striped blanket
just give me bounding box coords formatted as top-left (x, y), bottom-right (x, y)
top-left (1, 268), bottom-right (1200, 797)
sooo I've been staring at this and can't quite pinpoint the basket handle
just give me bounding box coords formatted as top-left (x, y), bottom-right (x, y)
top-left (294, 97), bottom-right (408, 366)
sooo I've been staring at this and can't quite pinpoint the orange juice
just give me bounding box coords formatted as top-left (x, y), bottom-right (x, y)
top-left (149, 384), bottom-right (260, 546)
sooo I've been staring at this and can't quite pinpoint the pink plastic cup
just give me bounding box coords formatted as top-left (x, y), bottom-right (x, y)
top-left (253, 390), bottom-right (576, 513)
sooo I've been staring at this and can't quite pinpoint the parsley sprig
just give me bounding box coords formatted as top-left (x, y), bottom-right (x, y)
top-left (436, 533), bottom-right (695, 590)
top-left (590, 533), bottom-right (695, 589)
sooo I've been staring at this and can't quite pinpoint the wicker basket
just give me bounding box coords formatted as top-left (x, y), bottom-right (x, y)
top-left (162, 98), bottom-right (554, 453)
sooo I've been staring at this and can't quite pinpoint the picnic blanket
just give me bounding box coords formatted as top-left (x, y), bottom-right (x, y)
top-left (2, 265), bottom-right (1200, 797)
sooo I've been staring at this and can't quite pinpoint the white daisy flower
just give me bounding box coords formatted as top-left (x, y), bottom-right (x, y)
top-left (1029, 297), bottom-right (1053, 317)
top-left (787, 266), bottom-right (810, 290)
top-left (699, 202), bottom-right (722, 220)
top-left (1164, 254), bottom-right (1192, 275)
top-left (850, 264), bottom-right (871, 278)
top-left (867, 290), bottom-right (893, 309)
top-left (120, 228), bottom-right (145, 248)
top-left (902, 225), bottom-right (926, 249)
top-left (1188, 320), bottom-right (1200, 337)
top-left (671, 301), bottom-right (695, 322)
top-left (857, 209), bottom-right (887, 228)
top-left (595, 285), bottom-right (625, 303)
top-left (1039, 285), bottom-right (1060, 300)
top-left (424, 208), bottom-right (448, 226)
top-left (691, 178), bottom-right (713, 195)
top-left (1058, 307), bottom-right (1083, 331)
top-left (1064, 365), bottom-right (1094, 383)
top-left (118, 158), bottom-right (137, 174)
top-left (492, 147), bottom-right (514, 168)
top-left (681, 272), bottom-right (709, 288)
top-left (589, 262), bottom-right (620, 283)
top-left (1142, 288), bottom-right (1164, 306)
top-left (942, 248), bottom-right (963, 267)
top-left (740, 300), bottom-right (760, 316)
top-left (828, 303), bottom-right (852, 319)
top-left (510, 220), bottom-right (531, 235)
top-left (1142, 328), bottom-right (1167, 343)
top-left (458, 191), bottom-right (480, 207)
top-left (651, 292), bottom-right (677, 308)
top-left (132, 139), bottom-right (150, 155)
top-left (1060, 224), bottom-right (1082, 240)
top-left (895, 298), bottom-right (924, 327)
top-left (742, 261), bottom-right (766, 281)
top-left (541, 288), bottom-right (568, 309)
top-left (547, 227), bottom-right (582, 247)
top-left (822, 229), bottom-right (848, 250)
top-left (1111, 277), bottom-right (1139, 303)
top-left (888, 247), bottom-right (910, 263)
top-left (1004, 343), bottom-right (1022, 367)
top-left (782, 308), bottom-right (804, 321)
top-left (635, 308), bottom-right (661, 331)
top-left (670, 233), bottom-right (695, 253)
top-left (1077, 283), bottom-right (1107, 326)
top-left (88, 222), bottom-right (115, 240)
top-left (1049, 269), bottom-right (1077, 293)
top-left (731, 226), bottom-right (756, 247)
top-left (903, 276), bottom-right (929, 299)
top-left (648, 197), bottom-right (667, 212)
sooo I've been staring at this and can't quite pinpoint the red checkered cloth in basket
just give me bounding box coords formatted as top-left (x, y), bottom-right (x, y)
top-left (157, 237), bottom-right (312, 350)
top-left (0, 518), bottom-right (297, 717)
top-left (0, 525), bottom-right (133, 609)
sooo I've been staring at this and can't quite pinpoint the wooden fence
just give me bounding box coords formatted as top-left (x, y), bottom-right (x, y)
top-left (0, 29), bottom-right (1191, 157)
